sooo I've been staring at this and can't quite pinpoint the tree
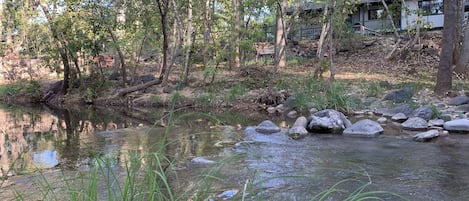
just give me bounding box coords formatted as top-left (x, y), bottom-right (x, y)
top-left (455, 0), bottom-right (469, 74)
top-left (435, 0), bottom-right (457, 95)
top-left (274, 0), bottom-right (287, 71)
top-left (35, 0), bottom-right (72, 95)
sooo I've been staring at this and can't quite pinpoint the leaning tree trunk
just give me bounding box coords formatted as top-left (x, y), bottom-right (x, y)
top-left (36, 0), bottom-right (71, 94)
top-left (435, 0), bottom-right (457, 95)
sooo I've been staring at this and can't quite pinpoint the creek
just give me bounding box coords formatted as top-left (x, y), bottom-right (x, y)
top-left (0, 104), bottom-right (468, 200)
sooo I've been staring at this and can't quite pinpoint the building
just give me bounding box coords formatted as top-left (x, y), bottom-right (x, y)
top-left (289, 0), bottom-right (468, 41)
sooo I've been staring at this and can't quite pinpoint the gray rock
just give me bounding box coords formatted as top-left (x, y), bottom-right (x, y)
top-left (448, 96), bottom-right (469, 106)
top-left (391, 113), bottom-right (408, 122)
top-left (307, 109), bottom-right (352, 133)
top-left (413, 130), bottom-right (440, 142)
top-left (382, 87), bottom-right (413, 103)
top-left (401, 117), bottom-right (428, 131)
top-left (429, 119), bottom-right (445, 127)
top-left (190, 157), bottom-right (215, 167)
top-left (255, 120), bottom-right (281, 134)
top-left (287, 110), bottom-right (298, 118)
top-left (375, 104), bottom-right (413, 117)
top-left (288, 116), bottom-right (309, 139)
top-left (412, 106), bottom-right (433, 121)
top-left (455, 104), bottom-right (469, 113)
top-left (377, 117), bottom-right (387, 124)
top-left (343, 119), bottom-right (383, 137)
top-left (440, 113), bottom-right (452, 121)
top-left (217, 189), bottom-right (239, 200)
top-left (443, 119), bottom-right (469, 133)
top-left (267, 106), bottom-right (276, 114)
top-left (275, 104), bottom-right (287, 113)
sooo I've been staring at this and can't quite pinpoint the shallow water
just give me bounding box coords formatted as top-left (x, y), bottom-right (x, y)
top-left (0, 105), bottom-right (468, 200)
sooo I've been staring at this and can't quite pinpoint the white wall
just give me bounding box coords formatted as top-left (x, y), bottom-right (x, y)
top-left (401, 0), bottom-right (444, 29)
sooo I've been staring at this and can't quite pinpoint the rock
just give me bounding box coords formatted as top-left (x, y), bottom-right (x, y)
top-left (309, 107), bottom-right (319, 114)
top-left (443, 119), bottom-right (469, 133)
top-left (190, 157), bottom-right (215, 167)
top-left (343, 119), bottom-right (384, 137)
top-left (377, 117), bottom-right (387, 124)
top-left (362, 97), bottom-right (380, 106)
top-left (307, 109), bottom-right (352, 133)
top-left (267, 106), bottom-right (277, 114)
top-left (440, 113), bottom-right (452, 121)
top-left (412, 106), bottom-right (433, 121)
top-left (375, 104), bottom-right (413, 117)
top-left (382, 87), bottom-right (413, 103)
top-left (401, 117), bottom-right (428, 131)
top-left (287, 110), bottom-right (298, 118)
top-left (276, 104), bottom-right (287, 113)
top-left (429, 119), bottom-right (445, 127)
top-left (255, 120), bottom-right (281, 134)
top-left (288, 116), bottom-right (309, 139)
top-left (413, 130), bottom-right (440, 142)
top-left (217, 189), bottom-right (239, 200)
top-left (448, 96), bottom-right (469, 106)
top-left (455, 104), bottom-right (469, 113)
top-left (391, 113), bottom-right (408, 122)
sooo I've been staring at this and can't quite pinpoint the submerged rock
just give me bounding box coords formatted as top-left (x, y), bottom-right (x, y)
top-left (343, 119), bottom-right (383, 137)
top-left (255, 120), bottom-right (281, 134)
top-left (413, 130), bottom-right (439, 142)
top-left (190, 157), bottom-right (215, 168)
top-left (401, 117), bottom-right (428, 131)
top-left (288, 116), bottom-right (309, 139)
top-left (217, 189), bottom-right (239, 200)
top-left (307, 109), bottom-right (351, 133)
top-left (443, 119), bottom-right (469, 133)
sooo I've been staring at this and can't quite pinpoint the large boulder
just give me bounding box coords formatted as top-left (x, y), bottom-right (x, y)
top-left (343, 119), bottom-right (383, 137)
top-left (375, 104), bottom-right (413, 117)
top-left (413, 130), bottom-right (440, 142)
top-left (443, 119), bottom-right (469, 133)
top-left (448, 96), bottom-right (469, 106)
top-left (307, 109), bottom-right (351, 133)
top-left (382, 87), bottom-right (413, 103)
top-left (401, 117), bottom-right (428, 131)
top-left (412, 106), bottom-right (433, 121)
top-left (255, 120), bottom-right (281, 134)
top-left (288, 116), bottom-right (309, 139)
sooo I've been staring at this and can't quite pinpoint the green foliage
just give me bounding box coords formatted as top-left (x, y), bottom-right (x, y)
top-left (225, 83), bottom-right (248, 102)
top-left (0, 80), bottom-right (41, 101)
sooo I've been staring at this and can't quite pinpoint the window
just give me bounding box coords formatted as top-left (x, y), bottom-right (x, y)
top-left (368, 9), bottom-right (384, 20)
top-left (419, 0), bottom-right (443, 15)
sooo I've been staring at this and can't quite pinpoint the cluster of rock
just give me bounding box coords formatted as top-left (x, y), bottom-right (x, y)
top-left (255, 88), bottom-right (469, 142)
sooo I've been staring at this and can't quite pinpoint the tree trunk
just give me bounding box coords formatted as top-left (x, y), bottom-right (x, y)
top-left (274, 0), bottom-right (288, 71)
top-left (181, 0), bottom-right (193, 85)
top-left (455, 0), bottom-right (469, 74)
top-left (452, 0), bottom-right (464, 65)
top-left (202, 0), bottom-right (214, 67)
top-left (317, 4), bottom-right (330, 58)
top-left (36, 0), bottom-right (71, 94)
top-left (156, 0), bottom-right (170, 84)
top-left (435, 0), bottom-right (457, 95)
top-left (232, 0), bottom-right (241, 69)
top-left (381, 0), bottom-right (400, 38)
top-left (107, 27), bottom-right (127, 87)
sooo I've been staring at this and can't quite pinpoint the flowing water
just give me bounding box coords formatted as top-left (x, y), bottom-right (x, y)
top-left (0, 104), bottom-right (469, 200)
